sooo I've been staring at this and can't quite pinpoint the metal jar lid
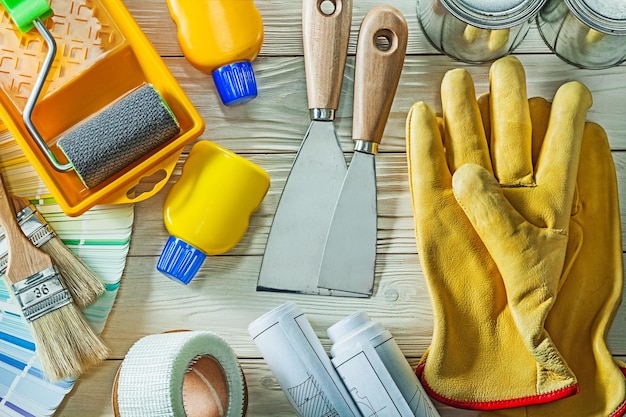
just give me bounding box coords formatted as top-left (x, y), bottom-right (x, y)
top-left (440, 0), bottom-right (547, 29)
top-left (565, 0), bottom-right (626, 35)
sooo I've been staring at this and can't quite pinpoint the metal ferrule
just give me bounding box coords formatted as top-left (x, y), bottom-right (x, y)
top-left (12, 266), bottom-right (72, 322)
top-left (310, 108), bottom-right (335, 121)
top-left (353, 140), bottom-right (378, 155)
top-left (0, 205), bottom-right (55, 275)
top-left (16, 205), bottom-right (55, 247)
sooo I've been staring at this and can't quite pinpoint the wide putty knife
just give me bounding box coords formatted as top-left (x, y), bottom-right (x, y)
top-left (318, 5), bottom-right (408, 295)
top-left (257, 0), bottom-right (354, 295)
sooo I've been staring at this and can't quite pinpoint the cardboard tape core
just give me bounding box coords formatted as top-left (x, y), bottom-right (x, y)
top-left (183, 356), bottom-right (230, 417)
top-left (113, 331), bottom-right (246, 417)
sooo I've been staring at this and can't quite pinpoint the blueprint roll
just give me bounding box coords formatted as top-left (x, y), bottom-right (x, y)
top-left (248, 302), bottom-right (360, 417)
top-left (113, 330), bottom-right (247, 417)
top-left (328, 311), bottom-right (440, 417)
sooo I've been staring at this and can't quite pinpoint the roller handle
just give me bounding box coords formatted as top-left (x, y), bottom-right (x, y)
top-left (352, 5), bottom-right (407, 144)
top-left (302, 0), bottom-right (353, 112)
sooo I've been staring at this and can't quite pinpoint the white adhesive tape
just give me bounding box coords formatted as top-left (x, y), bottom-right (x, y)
top-left (113, 330), bottom-right (246, 417)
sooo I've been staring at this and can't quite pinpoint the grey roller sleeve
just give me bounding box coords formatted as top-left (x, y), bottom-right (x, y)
top-left (57, 84), bottom-right (180, 188)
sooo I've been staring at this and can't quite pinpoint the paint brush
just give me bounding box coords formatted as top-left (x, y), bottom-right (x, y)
top-left (0, 171), bottom-right (109, 381)
top-left (9, 196), bottom-right (105, 309)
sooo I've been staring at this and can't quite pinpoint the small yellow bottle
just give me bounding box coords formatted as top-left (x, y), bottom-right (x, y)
top-left (157, 140), bottom-right (270, 284)
top-left (166, 0), bottom-right (264, 105)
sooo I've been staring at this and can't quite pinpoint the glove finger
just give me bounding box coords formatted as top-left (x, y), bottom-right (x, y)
top-left (440, 68), bottom-right (492, 174)
top-left (435, 116), bottom-right (446, 141)
top-left (476, 94), bottom-right (582, 297)
top-left (476, 92), bottom-right (547, 177)
top-left (532, 118), bottom-right (626, 417)
top-left (534, 81), bottom-right (591, 229)
top-left (489, 56), bottom-right (533, 186)
top-left (452, 163), bottom-right (531, 256)
top-left (477, 92), bottom-right (491, 143)
top-left (560, 219), bottom-right (582, 293)
top-left (529, 96), bottom-right (581, 291)
top-left (479, 92), bottom-right (539, 167)
top-left (452, 162), bottom-right (569, 293)
top-left (406, 102), bottom-right (451, 199)
top-left (454, 163), bottom-right (573, 384)
top-left (528, 97), bottom-right (550, 166)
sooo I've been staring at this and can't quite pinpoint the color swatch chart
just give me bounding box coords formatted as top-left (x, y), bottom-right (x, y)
top-left (0, 124), bottom-right (132, 416)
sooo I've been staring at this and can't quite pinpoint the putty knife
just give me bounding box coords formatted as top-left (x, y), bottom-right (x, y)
top-left (318, 5), bottom-right (408, 295)
top-left (257, 0), bottom-right (354, 295)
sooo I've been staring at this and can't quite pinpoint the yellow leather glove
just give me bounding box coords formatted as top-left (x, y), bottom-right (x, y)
top-left (476, 96), bottom-right (626, 417)
top-left (406, 56), bottom-right (591, 409)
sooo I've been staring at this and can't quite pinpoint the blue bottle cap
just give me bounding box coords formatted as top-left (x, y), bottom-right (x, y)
top-left (157, 236), bottom-right (207, 285)
top-left (212, 61), bottom-right (258, 106)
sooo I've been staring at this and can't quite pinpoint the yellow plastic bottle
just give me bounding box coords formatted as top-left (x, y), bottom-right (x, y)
top-left (157, 140), bottom-right (270, 284)
top-left (166, 0), bottom-right (264, 106)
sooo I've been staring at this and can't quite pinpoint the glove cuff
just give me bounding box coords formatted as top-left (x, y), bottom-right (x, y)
top-left (415, 362), bottom-right (579, 410)
top-left (612, 365), bottom-right (626, 417)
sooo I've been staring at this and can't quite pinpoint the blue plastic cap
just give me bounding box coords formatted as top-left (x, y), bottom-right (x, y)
top-left (157, 236), bottom-right (206, 285)
top-left (212, 61), bottom-right (258, 106)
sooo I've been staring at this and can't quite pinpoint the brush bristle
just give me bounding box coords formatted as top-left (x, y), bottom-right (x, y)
top-left (31, 304), bottom-right (110, 381)
top-left (39, 237), bottom-right (104, 309)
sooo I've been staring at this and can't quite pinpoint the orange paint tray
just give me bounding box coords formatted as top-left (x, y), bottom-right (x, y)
top-left (0, 0), bottom-right (204, 216)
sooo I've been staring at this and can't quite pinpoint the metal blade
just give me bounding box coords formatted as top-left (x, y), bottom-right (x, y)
top-left (315, 5), bottom-right (408, 296)
top-left (258, 120), bottom-right (365, 296)
top-left (317, 151), bottom-right (376, 295)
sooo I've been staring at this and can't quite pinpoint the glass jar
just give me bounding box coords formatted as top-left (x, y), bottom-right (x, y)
top-left (418, 0), bottom-right (546, 63)
top-left (537, 0), bottom-right (626, 69)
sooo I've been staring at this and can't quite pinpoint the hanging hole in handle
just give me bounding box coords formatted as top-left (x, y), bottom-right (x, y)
top-left (125, 169), bottom-right (168, 200)
top-left (319, 0), bottom-right (338, 16)
top-left (374, 29), bottom-right (396, 52)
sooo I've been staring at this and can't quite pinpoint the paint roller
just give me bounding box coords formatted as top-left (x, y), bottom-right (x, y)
top-left (4, 0), bottom-right (181, 189)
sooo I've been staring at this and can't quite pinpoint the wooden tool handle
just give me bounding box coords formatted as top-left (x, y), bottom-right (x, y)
top-left (352, 5), bottom-right (408, 144)
top-left (302, 0), bottom-right (352, 110)
top-left (0, 173), bottom-right (51, 283)
top-left (10, 195), bottom-right (29, 213)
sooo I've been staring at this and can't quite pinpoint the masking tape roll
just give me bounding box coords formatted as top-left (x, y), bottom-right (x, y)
top-left (113, 330), bottom-right (247, 417)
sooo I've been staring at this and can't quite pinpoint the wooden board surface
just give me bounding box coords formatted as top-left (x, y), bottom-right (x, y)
top-left (55, 0), bottom-right (626, 415)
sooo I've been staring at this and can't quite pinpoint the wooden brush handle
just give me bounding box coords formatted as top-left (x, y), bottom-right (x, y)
top-left (352, 5), bottom-right (407, 144)
top-left (0, 173), bottom-right (52, 284)
top-left (11, 195), bottom-right (30, 213)
top-left (302, 0), bottom-right (352, 110)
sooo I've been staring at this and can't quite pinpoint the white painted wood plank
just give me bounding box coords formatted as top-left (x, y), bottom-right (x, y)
top-left (100, 252), bottom-right (434, 358)
top-left (130, 152), bottom-right (626, 256)
top-left (53, 1), bottom-right (626, 415)
top-left (99, 250), bottom-right (626, 358)
top-left (163, 55), bottom-right (626, 152)
top-left (56, 355), bottom-right (626, 416)
top-left (123, 0), bottom-right (553, 57)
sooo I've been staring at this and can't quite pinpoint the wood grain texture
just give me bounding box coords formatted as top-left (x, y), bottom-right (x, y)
top-left (302, 0), bottom-right (352, 110)
top-left (57, 355), bottom-right (626, 416)
top-left (164, 54), bottom-right (626, 152)
top-left (352, 5), bottom-right (407, 143)
top-left (121, 0), bottom-right (553, 57)
top-left (0, 174), bottom-right (52, 281)
top-left (129, 153), bottom-right (626, 256)
top-left (55, 0), bottom-right (626, 415)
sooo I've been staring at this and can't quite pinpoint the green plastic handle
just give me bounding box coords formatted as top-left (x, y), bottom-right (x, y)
top-left (0, 0), bottom-right (53, 32)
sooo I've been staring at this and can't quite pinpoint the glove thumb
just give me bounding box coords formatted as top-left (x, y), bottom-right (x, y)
top-left (452, 163), bottom-right (574, 388)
